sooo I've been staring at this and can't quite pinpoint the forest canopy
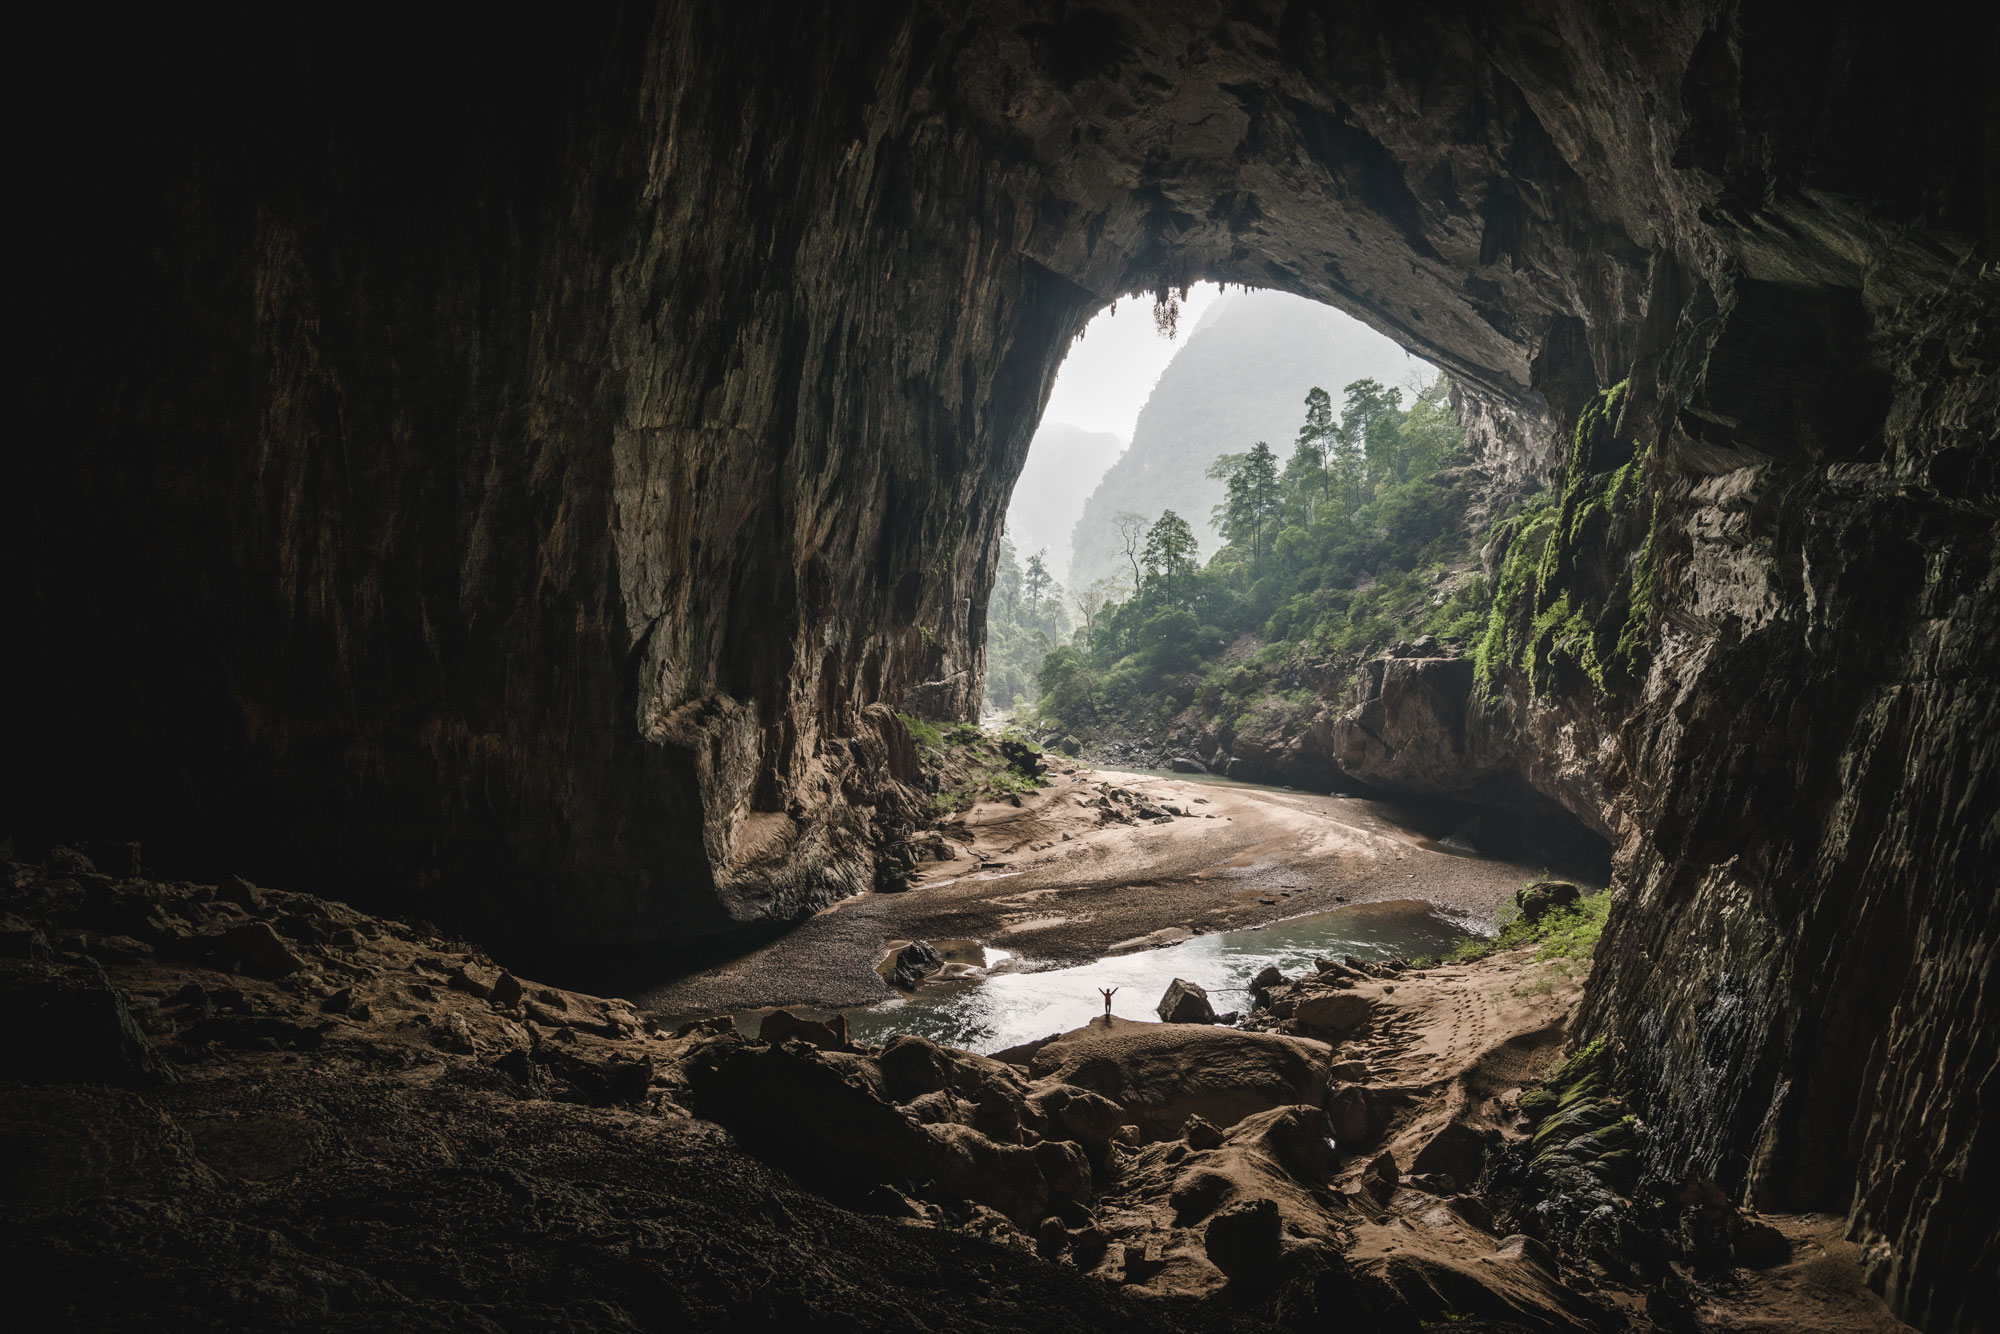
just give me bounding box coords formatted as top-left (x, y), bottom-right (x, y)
top-left (985, 374), bottom-right (1480, 732)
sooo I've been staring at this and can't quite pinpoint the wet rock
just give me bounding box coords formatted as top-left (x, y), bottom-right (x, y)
top-left (885, 940), bottom-right (943, 991)
top-left (1108, 925), bottom-right (1194, 952)
top-left (1156, 978), bottom-right (1215, 1025)
top-left (1168, 756), bottom-right (1207, 774)
top-left (758, 1008), bottom-right (849, 1051)
top-left (1248, 964), bottom-right (1287, 1001)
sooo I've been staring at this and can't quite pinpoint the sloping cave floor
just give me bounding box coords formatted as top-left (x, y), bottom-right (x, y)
top-left (0, 835), bottom-right (1911, 1334)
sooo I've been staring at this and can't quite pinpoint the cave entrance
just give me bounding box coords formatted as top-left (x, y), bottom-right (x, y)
top-left (985, 284), bottom-right (1430, 721)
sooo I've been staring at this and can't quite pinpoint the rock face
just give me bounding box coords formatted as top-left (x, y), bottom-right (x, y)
top-left (10, 6), bottom-right (1994, 1326)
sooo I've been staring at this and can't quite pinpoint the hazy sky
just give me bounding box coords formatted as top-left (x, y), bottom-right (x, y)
top-left (1040, 282), bottom-right (1227, 440)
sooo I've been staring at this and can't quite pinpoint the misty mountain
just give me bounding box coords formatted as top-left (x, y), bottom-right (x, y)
top-left (1066, 289), bottom-right (1422, 594)
top-left (1004, 422), bottom-right (1126, 585)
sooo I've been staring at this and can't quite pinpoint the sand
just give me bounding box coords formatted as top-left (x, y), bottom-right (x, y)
top-left (631, 765), bottom-right (1564, 1018)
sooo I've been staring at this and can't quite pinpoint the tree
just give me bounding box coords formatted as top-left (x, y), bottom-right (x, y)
top-left (1114, 510), bottom-right (1150, 591)
top-left (1339, 378), bottom-right (1404, 500)
top-left (1397, 374), bottom-right (1460, 479)
top-left (1073, 577), bottom-right (1115, 642)
top-left (1292, 386), bottom-right (1335, 502)
top-left (1232, 440), bottom-right (1280, 560)
top-left (1210, 441), bottom-right (1283, 567)
top-left (1141, 510), bottom-right (1199, 605)
top-left (1023, 549), bottom-right (1052, 610)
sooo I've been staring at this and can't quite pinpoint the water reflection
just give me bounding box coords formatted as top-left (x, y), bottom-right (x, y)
top-left (729, 899), bottom-right (1475, 1056)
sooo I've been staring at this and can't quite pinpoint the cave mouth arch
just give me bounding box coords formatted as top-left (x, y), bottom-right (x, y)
top-left (14, 10), bottom-right (1992, 1324)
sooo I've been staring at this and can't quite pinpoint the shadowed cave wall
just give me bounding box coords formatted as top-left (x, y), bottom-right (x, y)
top-left (10, 3), bottom-right (1995, 1326)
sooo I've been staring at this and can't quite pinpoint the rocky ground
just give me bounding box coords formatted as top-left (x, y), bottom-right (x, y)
top-left (629, 762), bottom-right (1557, 1017)
top-left (3, 845), bottom-right (1916, 1331)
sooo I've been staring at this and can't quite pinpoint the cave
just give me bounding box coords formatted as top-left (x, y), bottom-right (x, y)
top-left (8, 3), bottom-right (1994, 1329)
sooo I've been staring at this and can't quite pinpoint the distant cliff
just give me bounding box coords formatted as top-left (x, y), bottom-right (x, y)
top-left (1066, 290), bottom-right (1417, 593)
top-left (1004, 422), bottom-right (1124, 586)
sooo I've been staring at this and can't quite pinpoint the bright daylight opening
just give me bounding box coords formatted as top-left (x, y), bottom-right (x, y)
top-left (985, 285), bottom-right (1444, 728)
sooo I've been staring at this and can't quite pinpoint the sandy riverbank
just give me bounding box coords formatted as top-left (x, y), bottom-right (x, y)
top-left (633, 763), bottom-right (1575, 1020)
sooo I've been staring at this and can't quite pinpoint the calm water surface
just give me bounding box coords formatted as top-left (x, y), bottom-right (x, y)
top-left (716, 898), bottom-right (1476, 1055)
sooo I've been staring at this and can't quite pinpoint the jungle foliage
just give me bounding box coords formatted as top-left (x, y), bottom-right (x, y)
top-left (1033, 375), bottom-right (1479, 735)
top-left (980, 538), bottom-right (1073, 715)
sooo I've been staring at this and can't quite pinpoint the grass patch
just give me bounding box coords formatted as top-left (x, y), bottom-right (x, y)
top-left (1443, 886), bottom-right (1612, 965)
top-left (906, 720), bottom-right (1052, 815)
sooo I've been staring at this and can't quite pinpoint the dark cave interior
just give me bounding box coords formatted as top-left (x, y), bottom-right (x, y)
top-left (6, 3), bottom-right (1995, 1329)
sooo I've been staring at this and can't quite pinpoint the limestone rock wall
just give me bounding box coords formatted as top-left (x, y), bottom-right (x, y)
top-left (11, 5), bottom-right (1995, 1324)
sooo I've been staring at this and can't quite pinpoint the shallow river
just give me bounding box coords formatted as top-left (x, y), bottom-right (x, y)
top-left (716, 897), bottom-right (1476, 1056)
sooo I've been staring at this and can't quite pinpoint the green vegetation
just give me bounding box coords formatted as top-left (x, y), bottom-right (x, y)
top-left (1066, 292), bottom-right (1423, 595)
top-left (981, 538), bottom-right (1073, 715)
top-left (1516, 1036), bottom-right (1640, 1193)
top-left (1440, 887), bottom-right (1612, 965)
top-left (900, 713), bottom-right (1050, 814)
top-left (1473, 382), bottom-right (1660, 702)
top-left (1031, 375), bottom-right (1478, 740)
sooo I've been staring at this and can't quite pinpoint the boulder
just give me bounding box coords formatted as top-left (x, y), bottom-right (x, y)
top-left (885, 940), bottom-right (944, 991)
top-left (1156, 977), bottom-right (1216, 1025)
top-left (759, 1008), bottom-right (850, 1050)
top-left (1183, 1115), bottom-right (1225, 1150)
top-left (1361, 1150), bottom-right (1400, 1205)
top-left (1028, 1018), bottom-right (1333, 1140)
top-left (923, 1121), bottom-right (1050, 1225)
top-left (1731, 1216), bottom-right (1791, 1268)
top-left (1515, 880), bottom-right (1583, 923)
top-left (683, 1034), bottom-right (1099, 1228)
top-left (216, 922), bottom-right (304, 978)
top-left (1026, 1079), bottom-right (1127, 1155)
top-left (1291, 987), bottom-right (1377, 1036)
top-left (1168, 756), bottom-right (1207, 774)
top-left (1325, 1082), bottom-right (1387, 1146)
top-left (489, 970), bottom-right (525, 1008)
top-left (1202, 1197), bottom-right (1282, 1286)
top-left (1409, 1121), bottom-right (1495, 1189)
